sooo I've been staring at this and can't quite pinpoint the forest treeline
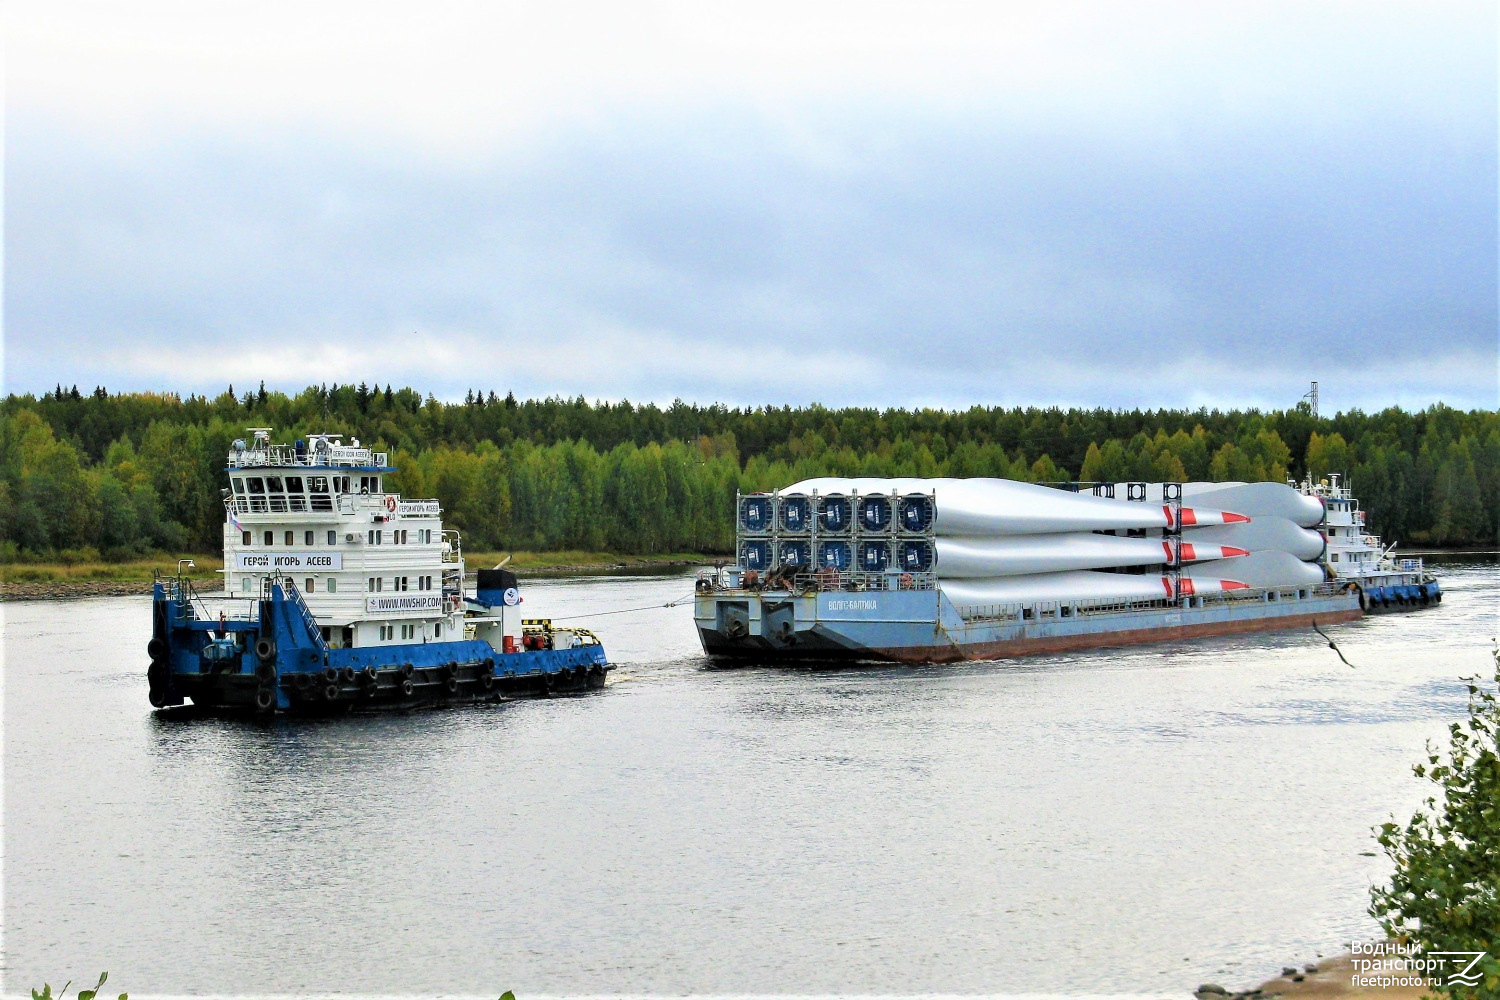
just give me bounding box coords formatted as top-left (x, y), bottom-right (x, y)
top-left (2, 383), bottom-right (1496, 561)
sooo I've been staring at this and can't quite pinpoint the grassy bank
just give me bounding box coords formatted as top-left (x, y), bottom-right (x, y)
top-left (1, 550), bottom-right (721, 599)
top-left (0, 556), bottom-right (224, 584)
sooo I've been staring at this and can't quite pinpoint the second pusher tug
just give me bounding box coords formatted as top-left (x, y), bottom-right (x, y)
top-left (147, 428), bottom-right (608, 712)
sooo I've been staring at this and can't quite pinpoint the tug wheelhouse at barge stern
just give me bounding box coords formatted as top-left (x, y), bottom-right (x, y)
top-left (147, 429), bottom-right (610, 714)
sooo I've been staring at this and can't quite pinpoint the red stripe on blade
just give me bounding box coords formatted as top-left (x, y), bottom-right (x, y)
top-left (1221, 579), bottom-right (1251, 591)
top-left (1222, 511), bottom-right (1251, 523)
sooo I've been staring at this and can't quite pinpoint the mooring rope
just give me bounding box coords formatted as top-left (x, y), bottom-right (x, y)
top-left (547, 592), bottom-right (699, 622)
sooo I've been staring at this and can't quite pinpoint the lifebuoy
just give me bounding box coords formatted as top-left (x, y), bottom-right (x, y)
top-left (899, 573), bottom-right (914, 590)
top-left (385, 495), bottom-right (397, 513)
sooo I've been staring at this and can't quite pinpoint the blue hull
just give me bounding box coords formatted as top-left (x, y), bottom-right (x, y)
top-left (148, 582), bottom-right (610, 714)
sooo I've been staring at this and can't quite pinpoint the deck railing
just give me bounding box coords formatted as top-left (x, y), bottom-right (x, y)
top-left (953, 580), bottom-right (1349, 623)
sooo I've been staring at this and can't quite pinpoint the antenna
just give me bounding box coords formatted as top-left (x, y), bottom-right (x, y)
top-left (1301, 381), bottom-right (1319, 418)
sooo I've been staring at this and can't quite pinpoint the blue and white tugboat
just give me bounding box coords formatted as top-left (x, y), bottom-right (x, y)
top-left (147, 428), bottom-right (610, 713)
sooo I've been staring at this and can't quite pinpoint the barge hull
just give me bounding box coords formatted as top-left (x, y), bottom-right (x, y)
top-left (695, 585), bottom-right (1365, 664)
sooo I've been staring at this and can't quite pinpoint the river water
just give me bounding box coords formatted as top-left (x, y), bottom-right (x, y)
top-left (4, 559), bottom-right (1496, 997)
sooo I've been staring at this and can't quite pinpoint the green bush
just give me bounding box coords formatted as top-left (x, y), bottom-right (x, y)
top-left (1370, 649), bottom-right (1500, 999)
top-left (31, 971), bottom-right (124, 1000)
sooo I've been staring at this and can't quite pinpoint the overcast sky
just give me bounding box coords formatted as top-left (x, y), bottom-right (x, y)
top-left (6, 1), bottom-right (1496, 411)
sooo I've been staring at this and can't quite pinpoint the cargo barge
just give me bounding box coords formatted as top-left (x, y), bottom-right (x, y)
top-left (694, 475), bottom-right (1438, 663)
top-left (147, 429), bottom-right (609, 713)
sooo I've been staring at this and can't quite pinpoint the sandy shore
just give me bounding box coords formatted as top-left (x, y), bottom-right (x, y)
top-left (1202, 952), bottom-right (1435, 1000)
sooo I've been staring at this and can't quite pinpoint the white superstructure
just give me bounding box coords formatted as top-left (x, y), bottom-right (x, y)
top-left (221, 428), bottom-right (467, 649)
top-left (1301, 472), bottom-right (1430, 588)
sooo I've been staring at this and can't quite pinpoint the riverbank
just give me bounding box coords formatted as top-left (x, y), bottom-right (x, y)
top-left (1208, 952), bottom-right (1432, 1000)
top-left (0, 551), bottom-right (718, 600)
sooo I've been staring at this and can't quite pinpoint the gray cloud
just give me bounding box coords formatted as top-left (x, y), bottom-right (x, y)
top-left (7, 74), bottom-right (1495, 410)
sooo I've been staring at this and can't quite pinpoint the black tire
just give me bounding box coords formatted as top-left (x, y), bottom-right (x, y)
top-left (341, 666), bottom-right (358, 683)
top-left (542, 672), bottom-right (557, 694)
top-left (445, 677), bottom-right (460, 695)
top-left (256, 661), bottom-right (276, 683)
top-left (255, 636), bottom-right (277, 661)
top-left (400, 678), bottom-right (414, 697)
top-left (481, 673), bottom-right (495, 691)
top-left (148, 688), bottom-right (169, 708)
top-left (323, 666), bottom-right (339, 683)
top-left (292, 672), bottom-right (313, 691)
top-left (361, 665), bottom-right (379, 685)
top-left (147, 659), bottom-right (167, 687)
top-left (445, 661), bottom-right (460, 679)
top-left (254, 687), bottom-right (276, 711)
top-left (147, 637), bottom-right (168, 660)
top-left (323, 683), bottom-right (341, 702)
top-left (484, 657), bottom-right (495, 672)
top-left (401, 663), bottom-right (415, 679)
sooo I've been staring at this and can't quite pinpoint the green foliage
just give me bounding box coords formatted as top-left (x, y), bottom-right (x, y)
top-left (31, 970), bottom-right (126, 1000)
top-left (2, 387), bottom-right (1496, 558)
top-left (1370, 649), bottom-right (1500, 1000)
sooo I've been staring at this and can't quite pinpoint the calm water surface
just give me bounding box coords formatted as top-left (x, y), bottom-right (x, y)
top-left (4, 561), bottom-right (1496, 996)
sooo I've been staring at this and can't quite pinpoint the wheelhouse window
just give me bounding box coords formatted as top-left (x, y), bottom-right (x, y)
top-left (305, 578), bottom-right (315, 592)
top-left (266, 476), bottom-right (288, 513)
top-left (284, 530), bottom-right (294, 545)
top-left (305, 530), bottom-right (314, 545)
top-left (309, 476), bottom-right (333, 512)
top-left (327, 530), bottom-right (337, 545)
top-left (242, 531), bottom-right (251, 546)
top-left (327, 578), bottom-right (337, 593)
top-left (263, 531), bottom-right (274, 546)
top-left (283, 476), bottom-right (307, 512)
top-left (245, 477), bottom-right (267, 513)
